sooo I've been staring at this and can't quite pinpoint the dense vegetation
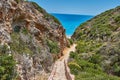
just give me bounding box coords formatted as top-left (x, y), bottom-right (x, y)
top-left (0, 54), bottom-right (16, 80)
top-left (70, 6), bottom-right (120, 80)
top-left (0, 45), bottom-right (16, 80)
top-left (69, 51), bottom-right (120, 80)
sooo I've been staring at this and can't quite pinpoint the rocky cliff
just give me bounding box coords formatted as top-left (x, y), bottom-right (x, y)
top-left (0, 0), bottom-right (68, 80)
top-left (69, 6), bottom-right (120, 80)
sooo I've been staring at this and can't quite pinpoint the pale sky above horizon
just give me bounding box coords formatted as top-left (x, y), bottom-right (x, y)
top-left (29, 0), bottom-right (120, 15)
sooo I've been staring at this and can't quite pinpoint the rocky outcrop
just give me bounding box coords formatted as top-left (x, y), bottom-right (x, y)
top-left (0, 0), bottom-right (68, 80)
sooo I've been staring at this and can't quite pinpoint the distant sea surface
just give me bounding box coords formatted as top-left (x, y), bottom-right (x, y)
top-left (51, 13), bottom-right (93, 36)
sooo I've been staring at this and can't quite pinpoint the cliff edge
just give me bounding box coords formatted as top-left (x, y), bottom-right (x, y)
top-left (0, 0), bottom-right (68, 80)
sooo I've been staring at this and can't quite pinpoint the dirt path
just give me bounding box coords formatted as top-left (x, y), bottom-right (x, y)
top-left (48, 44), bottom-right (76, 80)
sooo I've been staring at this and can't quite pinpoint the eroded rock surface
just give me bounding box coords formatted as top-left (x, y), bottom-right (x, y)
top-left (0, 0), bottom-right (68, 80)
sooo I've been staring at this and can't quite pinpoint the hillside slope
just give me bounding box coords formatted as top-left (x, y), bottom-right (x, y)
top-left (0, 0), bottom-right (68, 80)
top-left (70, 6), bottom-right (120, 79)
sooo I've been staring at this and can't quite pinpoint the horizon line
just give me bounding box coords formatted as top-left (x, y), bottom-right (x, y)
top-left (50, 13), bottom-right (95, 16)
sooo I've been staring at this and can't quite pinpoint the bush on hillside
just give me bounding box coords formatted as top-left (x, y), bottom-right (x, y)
top-left (0, 54), bottom-right (16, 80)
top-left (47, 39), bottom-right (59, 54)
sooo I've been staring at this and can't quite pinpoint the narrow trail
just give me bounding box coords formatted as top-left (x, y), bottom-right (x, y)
top-left (48, 44), bottom-right (76, 80)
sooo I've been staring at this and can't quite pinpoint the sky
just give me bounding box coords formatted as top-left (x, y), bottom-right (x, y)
top-left (29, 0), bottom-right (120, 15)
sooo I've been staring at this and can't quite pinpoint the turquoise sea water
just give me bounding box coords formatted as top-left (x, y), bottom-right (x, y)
top-left (51, 13), bottom-right (93, 36)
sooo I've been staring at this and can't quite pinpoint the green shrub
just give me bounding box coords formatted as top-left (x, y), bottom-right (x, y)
top-left (113, 63), bottom-right (120, 76)
top-left (68, 39), bottom-right (73, 45)
top-left (115, 15), bottom-right (120, 24)
top-left (0, 54), bottom-right (16, 80)
top-left (0, 45), bottom-right (8, 54)
top-left (70, 51), bottom-right (77, 59)
top-left (68, 62), bottom-right (81, 75)
top-left (47, 40), bottom-right (59, 54)
top-left (89, 54), bottom-right (102, 65)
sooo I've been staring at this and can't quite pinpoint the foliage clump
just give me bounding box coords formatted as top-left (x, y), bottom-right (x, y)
top-left (47, 40), bottom-right (60, 54)
top-left (0, 45), bottom-right (16, 80)
top-left (69, 52), bottom-right (120, 80)
top-left (0, 54), bottom-right (16, 80)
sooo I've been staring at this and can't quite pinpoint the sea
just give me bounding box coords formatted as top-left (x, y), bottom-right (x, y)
top-left (51, 13), bottom-right (93, 37)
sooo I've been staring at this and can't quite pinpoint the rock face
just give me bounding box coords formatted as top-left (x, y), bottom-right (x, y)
top-left (70, 6), bottom-right (120, 79)
top-left (0, 0), bottom-right (68, 80)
